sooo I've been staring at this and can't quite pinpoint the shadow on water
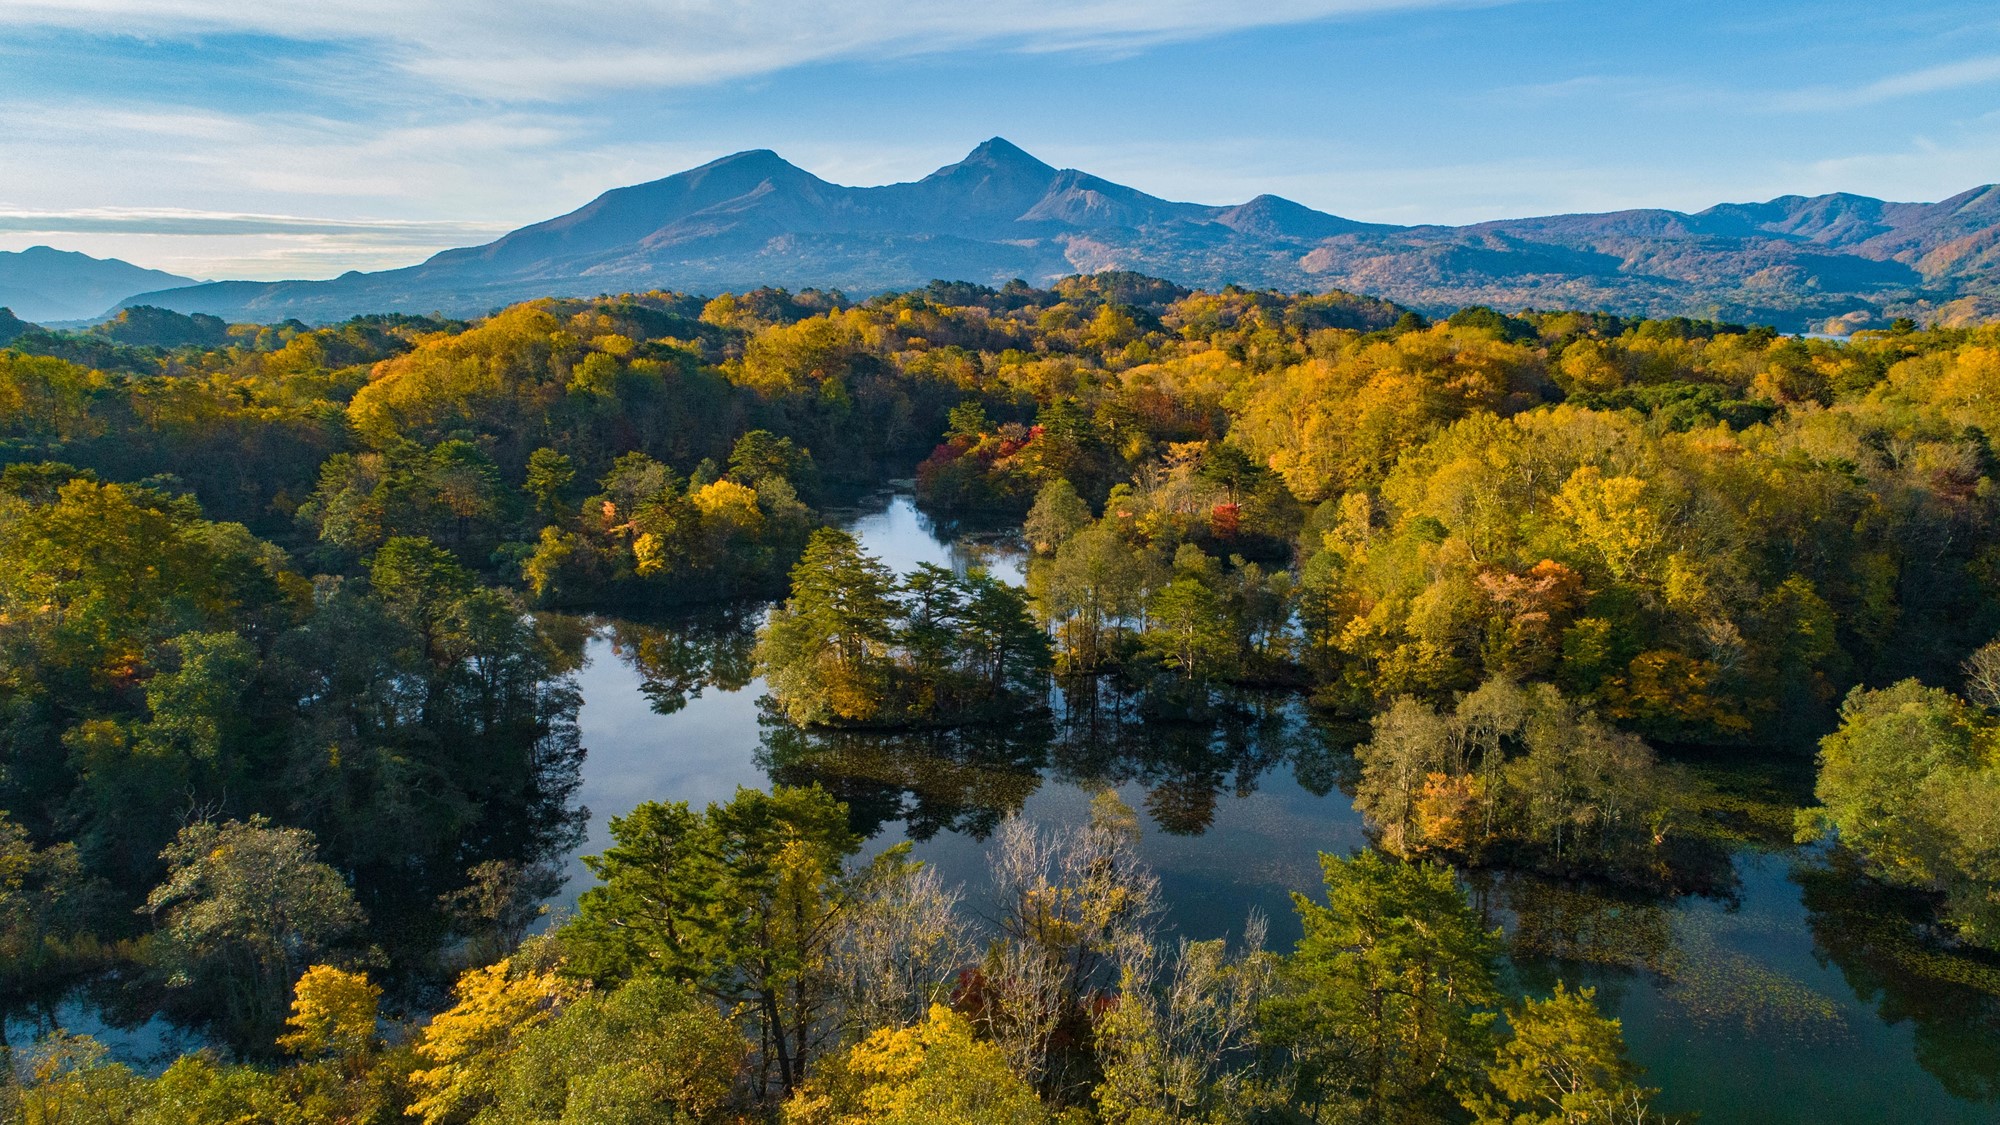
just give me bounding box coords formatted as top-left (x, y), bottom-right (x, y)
top-left (755, 678), bottom-right (1335, 845)
top-left (1795, 850), bottom-right (2000, 1103)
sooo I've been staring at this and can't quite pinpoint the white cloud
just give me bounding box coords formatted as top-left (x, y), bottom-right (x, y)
top-left (1780, 127), bottom-right (2000, 203)
top-left (1775, 53), bottom-right (2000, 111)
top-left (0, 0), bottom-right (1503, 99)
top-left (0, 100), bottom-right (671, 278)
top-left (0, 207), bottom-right (508, 239)
top-left (0, 100), bottom-right (637, 214)
top-left (0, 231), bottom-right (486, 281)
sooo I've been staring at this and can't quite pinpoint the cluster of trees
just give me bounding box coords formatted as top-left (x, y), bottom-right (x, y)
top-left (9, 274), bottom-right (2000, 1115)
top-left (0, 291), bottom-right (933, 606)
top-left (759, 530), bottom-right (1050, 726)
top-left (8, 787), bottom-right (1681, 1125)
top-left (1800, 638), bottom-right (2000, 950)
top-left (1350, 678), bottom-right (1722, 889)
top-left (11, 282), bottom-right (2000, 745)
top-left (519, 440), bottom-right (817, 605)
top-left (1020, 467), bottom-right (1300, 700)
top-left (930, 308), bottom-right (2000, 747)
top-left (0, 465), bottom-right (583, 1047)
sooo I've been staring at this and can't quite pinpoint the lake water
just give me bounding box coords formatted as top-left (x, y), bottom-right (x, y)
top-left (551, 492), bottom-right (1999, 1124)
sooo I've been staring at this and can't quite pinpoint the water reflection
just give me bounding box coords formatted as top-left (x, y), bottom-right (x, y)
top-left (548, 494), bottom-right (2000, 1124)
top-left (756, 682), bottom-right (1326, 843)
top-left (600, 609), bottom-right (760, 715)
top-left (1795, 850), bottom-right (2000, 1101)
top-left (1048, 682), bottom-right (1312, 837)
top-left (759, 711), bottom-right (1051, 840)
top-left (1495, 877), bottom-right (1677, 978)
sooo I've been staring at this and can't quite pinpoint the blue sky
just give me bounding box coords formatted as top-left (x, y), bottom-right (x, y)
top-left (1, 0), bottom-right (1995, 280)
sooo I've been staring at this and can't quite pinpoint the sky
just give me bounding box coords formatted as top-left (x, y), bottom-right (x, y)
top-left (1, 0), bottom-right (1996, 281)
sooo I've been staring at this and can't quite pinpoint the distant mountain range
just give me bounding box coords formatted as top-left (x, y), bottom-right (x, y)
top-left (0, 246), bottom-right (195, 323)
top-left (55, 139), bottom-right (2000, 330)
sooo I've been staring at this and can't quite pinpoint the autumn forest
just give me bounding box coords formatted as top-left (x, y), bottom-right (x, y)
top-left (4, 273), bottom-right (2000, 1122)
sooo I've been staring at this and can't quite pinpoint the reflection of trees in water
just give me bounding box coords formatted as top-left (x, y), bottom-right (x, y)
top-left (594, 614), bottom-right (1334, 842)
top-left (355, 660), bottom-right (590, 969)
top-left (1491, 870), bottom-right (1849, 1046)
top-left (1492, 876), bottom-right (1677, 978)
top-left (1795, 850), bottom-right (2000, 1102)
top-left (1048, 681), bottom-right (1304, 836)
top-left (596, 610), bottom-right (760, 715)
top-left (1289, 718), bottom-right (1365, 798)
top-left (756, 678), bottom-right (1325, 841)
top-left (757, 713), bottom-right (1051, 841)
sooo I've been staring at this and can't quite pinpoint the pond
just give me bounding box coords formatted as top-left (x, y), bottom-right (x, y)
top-left (551, 492), bottom-right (1999, 1124)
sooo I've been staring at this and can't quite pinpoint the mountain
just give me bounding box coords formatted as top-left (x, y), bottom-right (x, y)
top-left (117, 140), bottom-right (2000, 330)
top-left (0, 247), bottom-right (196, 323)
top-left (0, 306), bottom-right (32, 345)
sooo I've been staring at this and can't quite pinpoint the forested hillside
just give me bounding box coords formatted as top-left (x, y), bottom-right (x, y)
top-left (6, 272), bottom-right (2000, 1122)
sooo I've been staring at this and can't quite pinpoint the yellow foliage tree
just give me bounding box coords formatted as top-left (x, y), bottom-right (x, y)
top-left (1552, 466), bottom-right (1660, 583)
top-left (1414, 771), bottom-right (1487, 854)
top-left (277, 964), bottom-right (380, 1065)
top-left (784, 1004), bottom-right (1047, 1125)
top-left (407, 955), bottom-right (576, 1125)
top-left (691, 478), bottom-right (765, 532)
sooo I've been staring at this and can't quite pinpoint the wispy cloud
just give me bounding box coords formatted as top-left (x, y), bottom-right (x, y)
top-left (0, 208), bottom-right (509, 239)
top-left (1779, 124), bottom-right (2000, 202)
top-left (1775, 53), bottom-right (2000, 111)
top-left (0, 0), bottom-right (1507, 99)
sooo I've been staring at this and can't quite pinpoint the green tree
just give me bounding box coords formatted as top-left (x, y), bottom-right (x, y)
top-left (1023, 479), bottom-right (1092, 556)
top-left (0, 813), bottom-right (84, 1015)
top-left (898, 563), bottom-right (970, 686)
top-left (565, 786), bottom-right (867, 1096)
top-left (368, 535), bottom-right (477, 661)
top-left (139, 631), bottom-right (256, 763)
top-left (1144, 575), bottom-right (1236, 685)
top-left (485, 976), bottom-right (744, 1125)
top-left (958, 571), bottom-right (1054, 701)
top-left (945, 401), bottom-right (990, 444)
top-left (730, 429), bottom-right (817, 493)
top-left (759, 530), bottom-right (900, 724)
top-left (1093, 924), bottom-right (1276, 1125)
top-left (1805, 679), bottom-right (2000, 946)
top-left (1261, 850), bottom-right (1500, 1124)
top-left (1465, 983), bottom-right (1666, 1125)
top-left (142, 817), bottom-right (365, 1051)
top-left (1035, 524), bottom-right (1149, 674)
top-left (425, 439), bottom-right (506, 551)
top-left (523, 447), bottom-right (576, 522)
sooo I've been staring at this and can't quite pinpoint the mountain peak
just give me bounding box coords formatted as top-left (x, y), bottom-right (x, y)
top-left (698, 148), bottom-right (797, 173)
top-left (960, 137), bottom-right (1052, 173)
top-left (0, 247), bottom-right (194, 322)
top-left (93, 143), bottom-right (2000, 333)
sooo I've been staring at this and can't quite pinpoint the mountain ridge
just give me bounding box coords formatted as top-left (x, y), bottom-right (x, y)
top-left (0, 246), bottom-right (195, 323)
top-left (106, 139), bottom-right (2000, 330)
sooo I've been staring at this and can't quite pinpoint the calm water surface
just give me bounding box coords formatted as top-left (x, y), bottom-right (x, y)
top-left (557, 493), bottom-right (2000, 1124)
